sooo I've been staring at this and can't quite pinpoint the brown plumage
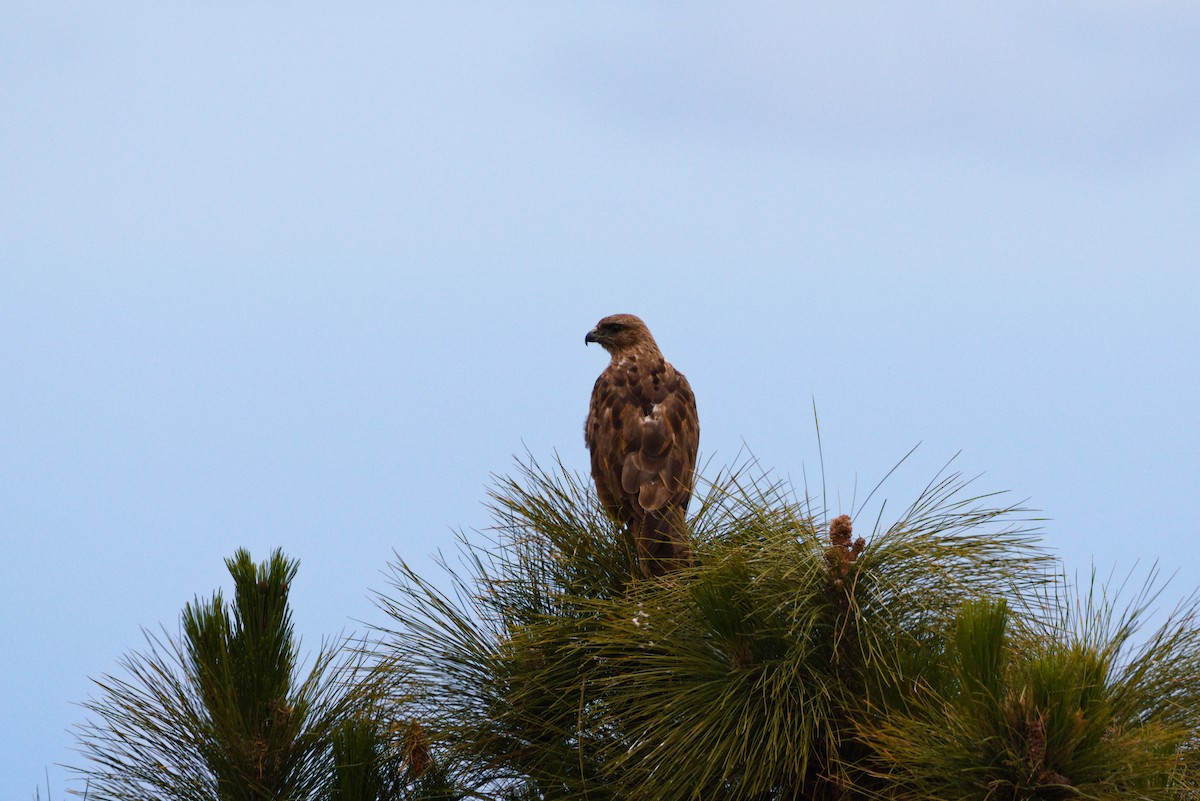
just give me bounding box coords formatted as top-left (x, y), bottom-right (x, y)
top-left (584, 314), bottom-right (699, 577)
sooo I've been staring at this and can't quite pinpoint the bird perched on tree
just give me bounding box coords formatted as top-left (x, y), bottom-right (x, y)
top-left (584, 314), bottom-right (699, 577)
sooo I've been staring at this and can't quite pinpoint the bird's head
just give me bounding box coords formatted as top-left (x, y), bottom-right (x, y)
top-left (585, 314), bottom-right (657, 355)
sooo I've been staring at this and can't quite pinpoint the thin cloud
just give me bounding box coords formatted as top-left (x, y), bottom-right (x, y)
top-left (545, 5), bottom-right (1200, 165)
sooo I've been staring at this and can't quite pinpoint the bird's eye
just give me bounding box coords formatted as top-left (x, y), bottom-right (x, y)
top-left (606, 323), bottom-right (625, 332)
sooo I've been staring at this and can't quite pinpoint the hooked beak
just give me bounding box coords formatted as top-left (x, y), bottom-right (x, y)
top-left (584, 328), bottom-right (600, 345)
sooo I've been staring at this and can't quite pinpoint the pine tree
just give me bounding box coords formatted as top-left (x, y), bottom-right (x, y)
top-left (369, 457), bottom-right (1200, 800)
top-left (73, 549), bottom-right (432, 801)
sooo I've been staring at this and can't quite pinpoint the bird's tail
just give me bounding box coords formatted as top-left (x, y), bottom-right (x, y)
top-left (634, 510), bottom-right (693, 578)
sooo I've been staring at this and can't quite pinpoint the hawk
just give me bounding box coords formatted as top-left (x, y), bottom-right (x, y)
top-left (584, 314), bottom-right (699, 577)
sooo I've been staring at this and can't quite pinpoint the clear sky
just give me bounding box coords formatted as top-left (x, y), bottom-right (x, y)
top-left (3, 3), bottom-right (1199, 795)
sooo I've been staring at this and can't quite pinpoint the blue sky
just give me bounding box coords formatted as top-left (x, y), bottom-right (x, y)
top-left (3, 3), bottom-right (1199, 795)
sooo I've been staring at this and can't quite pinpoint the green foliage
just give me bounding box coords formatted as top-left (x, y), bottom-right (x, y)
top-left (181, 550), bottom-right (313, 800)
top-left (373, 456), bottom-right (1062, 800)
top-left (860, 575), bottom-right (1200, 799)
top-left (331, 718), bottom-right (388, 801)
top-left (72, 458), bottom-right (1200, 801)
top-left (73, 549), bottom-right (420, 801)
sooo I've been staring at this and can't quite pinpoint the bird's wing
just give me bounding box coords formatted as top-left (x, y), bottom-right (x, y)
top-left (619, 368), bottom-right (698, 514)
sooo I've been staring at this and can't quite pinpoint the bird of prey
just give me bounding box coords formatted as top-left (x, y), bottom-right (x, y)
top-left (584, 314), bottom-right (699, 577)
